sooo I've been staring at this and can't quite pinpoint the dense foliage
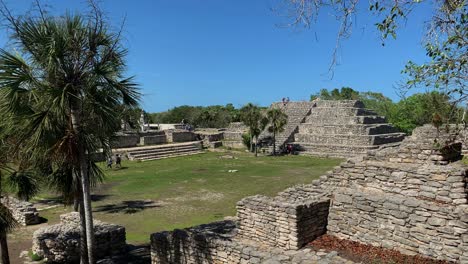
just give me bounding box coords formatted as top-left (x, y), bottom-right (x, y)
top-left (148, 104), bottom-right (243, 128)
top-left (311, 87), bottom-right (464, 134)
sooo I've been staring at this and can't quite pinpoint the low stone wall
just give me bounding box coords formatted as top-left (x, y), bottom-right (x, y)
top-left (328, 187), bottom-right (468, 262)
top-left (151, 221), bottom-right (347, 264)
top-left (165, 130), bottom-right (197, 143)
top-left (32, 212), bottom-right (126, 263)
top-left (237, 195), bottom-right (329, 250)
top-left (195, 132), bottom-right (224, 148)
top-left (1, 196), bottom-right (40, 226)
top-left (111, 134), bottom-right (140, 148)
top-left (141, 135), bottom-right (167, 145)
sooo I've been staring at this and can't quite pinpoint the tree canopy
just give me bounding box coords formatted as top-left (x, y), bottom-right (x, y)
top-left (148, 104), bottom-right (244, 128)
top-left (282, 0), bottom-right (467, 103)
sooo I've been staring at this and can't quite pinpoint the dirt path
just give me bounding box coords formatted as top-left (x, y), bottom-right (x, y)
top-left (8, 223), bottom-right (49, 264)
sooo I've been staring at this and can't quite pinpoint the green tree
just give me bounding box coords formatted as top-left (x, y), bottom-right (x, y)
top-left (0, 4), bottom-right (140, 263)
top-left (283, 0), bottom-right (466, 117)
top-left (240, 103), bottom-right (265, 155)
top-left (265, 108), bottom-right (288, 155)
top-left (390, 92), bottom-right (457, 133)
top-left (0, 134), bottom-right (39, 264)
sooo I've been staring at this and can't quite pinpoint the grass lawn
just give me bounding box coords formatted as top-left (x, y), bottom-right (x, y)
top-left (39, 151), bottom-right (342, 244)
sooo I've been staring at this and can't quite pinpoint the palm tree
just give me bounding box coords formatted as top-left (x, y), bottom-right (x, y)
top-left (0, 135), bottom-right (39, 264)
top-left (240, 103), bottom-right (258, 152)
top-left (240, 103), bottom-right (267, 156)
top-left (0, 3), bottom-right (140, 263)
top-left (266, 108), bottom-right (288, 155)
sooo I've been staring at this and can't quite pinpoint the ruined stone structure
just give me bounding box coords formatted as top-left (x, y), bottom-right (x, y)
top-left (111, 130), bottom-right (197, 149)
top-left (222, 122), bottom-right (247, 149)
top-left (115, 141), bottom-right (204, 161)
top-left (259, 100), bottom-right (405, 157)
top-left (195, 130), bottom-right (224, 148)
top-left (151, 125), bottom-right (468, 263)
top-left (1, 196), bottom-right (40, 226)
top-left (32, 212), bottom-right (126, 263)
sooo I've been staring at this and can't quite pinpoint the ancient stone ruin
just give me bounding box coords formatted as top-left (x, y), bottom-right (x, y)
top-left (151, 125), bottom-right (468, 263)
top-left (221, 122), bottom-right (248, 149)
top-left (1, 196), bottom-right (40, 226)
top-left (32, 212), bottom-right (126, 263)
top-left (259, 100), bottom-right (405, 157)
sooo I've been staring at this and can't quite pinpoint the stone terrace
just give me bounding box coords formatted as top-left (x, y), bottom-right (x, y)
top-left (258, 100), bottom-right (405, 157)
top-left (293, 100), bottom-right (405, 157)
top-left (151, 125), bottom-right (468, 263)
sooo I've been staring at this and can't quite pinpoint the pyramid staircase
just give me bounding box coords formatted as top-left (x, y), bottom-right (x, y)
top-left (258, 102), bottom-right (313, 153)
top-left (259, 100), bottom-right (405, 157)
top-left (293, 100), bottom-right (405, 157)
top-left (116, 141), bottom-right (204, 161)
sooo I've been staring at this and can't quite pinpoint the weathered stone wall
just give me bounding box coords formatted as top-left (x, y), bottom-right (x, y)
top-left (328, 187), bottom-right (468, 262)
top-left (165, 130), bottom-right (197, 143)
top-left (111, 134), bottom-right (140, 148)
top-left (141, 135), bottom-right (167, 145)
top-left (151, 221), bottom-right (349, 264)
top-left (32, 212), bottom-right (126, 263)
top-left (1, 196), bottom-right (40, 226)
top-left (195, 131), bottom-right (224, 148)
top-left (237, 195), bottom-right (329, 250)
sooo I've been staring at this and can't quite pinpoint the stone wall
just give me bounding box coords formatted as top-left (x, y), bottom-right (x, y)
top-left (32, 212), bottom-right (126, 263)
top-left (151, 221), bottom-right (348, 264)
top-left (111, 134), bottom-right (140, 148)
top-left (328, 187), bottom-right (468, 262)
top-left (237, 195), bottom-right (329, 250)
top-left (141, 135), bottom-right (167, 145)
top-left (165, 130), bottom-right (197, 143)
top-left (221, 122), bottom-right (247, 149)
top-left (194, 131), bottom-right (224, 148)
top-left (1, 196), bottom-right (40, 226)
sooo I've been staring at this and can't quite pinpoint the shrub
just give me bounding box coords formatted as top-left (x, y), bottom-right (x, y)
top-left (241, 133), bottom-right (251, 149)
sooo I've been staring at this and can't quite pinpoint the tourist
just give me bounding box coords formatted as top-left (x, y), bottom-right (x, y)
top-left (282, 97), bottom-right (286, 106)
top-left (116, 154), bottom-right (122, 168)
top-left (107, 157), bottom-right (113, 169)
top-left (286, 144), bottom-right (293, 155)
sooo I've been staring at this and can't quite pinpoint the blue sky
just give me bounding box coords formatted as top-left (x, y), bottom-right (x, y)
top-left (1, 0), bottom-right (433, 112)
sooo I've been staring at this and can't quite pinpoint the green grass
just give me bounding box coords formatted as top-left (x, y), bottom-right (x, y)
top-left (40, 151), bottom-right (341, 244)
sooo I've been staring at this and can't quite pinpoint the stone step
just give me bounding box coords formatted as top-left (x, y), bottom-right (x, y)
top-left (305, 115), bottom-right (387, 125)
top-left (293, 142), bottom-right (380, 154)
top-left (306, 107), bottom-right (377, 120)
top-left (315, 100), bottom-right (364, 108)
top-left (130, 147), bottom-right (201, 159)
top-left (139, 151), bottom-right (205, 161)
top-left (294, 133), bottom-right (406, 146)
top-left (128, 145), bottom-right (200, 156)
top-left (298, 123), bottom-right (400, 135)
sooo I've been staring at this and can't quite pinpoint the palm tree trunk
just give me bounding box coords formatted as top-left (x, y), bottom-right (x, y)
top-left (71, 107), bottom-right (95, 264)
top-left (254, 136), bottom-right (258, 157)
top-left (272, 130), bottom-right (276, 156)
top-left (249, 134), bottom-right (253, 153)
top-left (73, 194), bottom-right (79, 212)
top-left (79, 194), bottom-right (89, 264)
top-left (0, 232), bottom-right (10, 264)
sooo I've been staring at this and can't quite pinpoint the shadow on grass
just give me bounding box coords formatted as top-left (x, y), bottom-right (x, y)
top-left (94, 200), bottom-right (161, 214)
top-left (91, 194), bottom-right (112, 202)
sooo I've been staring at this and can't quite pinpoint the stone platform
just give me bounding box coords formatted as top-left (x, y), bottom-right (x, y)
top-left (259, 100), bottom-right (405, 157)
